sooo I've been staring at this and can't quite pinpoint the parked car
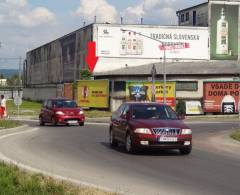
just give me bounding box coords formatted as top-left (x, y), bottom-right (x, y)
top-left (39, 98), bottom-right (85, 126)
top-left (109, 102), bottom-right (192, 155)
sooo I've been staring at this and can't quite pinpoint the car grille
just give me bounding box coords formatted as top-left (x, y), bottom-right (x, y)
top-left (152, 128), bottom-right (180, 136)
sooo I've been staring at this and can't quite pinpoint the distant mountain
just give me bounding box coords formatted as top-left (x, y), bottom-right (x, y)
top-left (0, 69), bottom-right (19, 78)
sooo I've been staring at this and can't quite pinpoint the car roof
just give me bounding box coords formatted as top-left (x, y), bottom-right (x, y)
top-left (124, 102), bottom-right (165, 106)
top-left (47, 98), bottom-right (73, 101)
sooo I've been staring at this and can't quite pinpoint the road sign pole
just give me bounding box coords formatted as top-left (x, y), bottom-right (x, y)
top-left (163, 48), bottom-right (166, 104)
top-left (151, 64), bottom-right (156, 102)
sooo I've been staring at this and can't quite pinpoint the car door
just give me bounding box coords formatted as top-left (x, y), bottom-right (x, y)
top-left (118, 104), bottom-right (130, 141)
top-left (45, 100), bottom-right (54, 122)
top-left (112, 104), bottom-right (125, 141)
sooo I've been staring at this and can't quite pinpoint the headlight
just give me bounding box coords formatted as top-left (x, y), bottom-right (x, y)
top-left (79, 110), bottom-right (84, 115)
top-left (134, 128), bottom-right (152, 134)
top-left (181, 129), bottom-right (192, 135)
top-left (55, 111), bottom-right (64, 115)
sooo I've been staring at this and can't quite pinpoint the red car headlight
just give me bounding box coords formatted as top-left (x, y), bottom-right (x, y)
top-left (55, 111), bottom-right (64, 115)
top-left (134, 128), bottom-right (152, 135)
top-left (79, 110), bottom-right (84, 115)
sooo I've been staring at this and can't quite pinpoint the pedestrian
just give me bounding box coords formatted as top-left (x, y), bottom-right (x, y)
top-left (0, 95), bottom-right (7, 118)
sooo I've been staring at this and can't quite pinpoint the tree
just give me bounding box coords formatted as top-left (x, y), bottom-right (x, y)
top-left (7, 74), bottom-right (21, 86)
top-left (79, 69), bottom-right (93, 80)
top-left (0, 74), bottom-right (4, 79)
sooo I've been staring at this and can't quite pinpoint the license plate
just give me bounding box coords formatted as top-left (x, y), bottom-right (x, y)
top-left (159, 137), bottom-right (178, 142)
top-left (67, 120), bottom-right (78, 124)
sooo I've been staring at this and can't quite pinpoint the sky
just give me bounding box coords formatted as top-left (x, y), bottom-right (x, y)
top-left (0, 0), bottom-right (206, 69)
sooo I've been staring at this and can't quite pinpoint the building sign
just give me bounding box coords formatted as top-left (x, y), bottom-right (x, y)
top-left (63, 83), bottom-right (73, 100)
top-left (186, 101), bottom-right (203, 115)
top-left (203, 82), bottom-right (240, 113)
top-left (210, 0), bottom-right (240, 60)
top-left (97, 25), bottom-right (209, 60)
top-left (126, 81), bottom-right (176, 109)
top-left (77, 80), bottom-right (109, 108)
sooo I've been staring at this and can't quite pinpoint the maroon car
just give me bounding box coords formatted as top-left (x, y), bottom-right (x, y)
top-left (109, 102), bottom-right (192, 155)
top-left (39, 98), bottom-right (85, 126)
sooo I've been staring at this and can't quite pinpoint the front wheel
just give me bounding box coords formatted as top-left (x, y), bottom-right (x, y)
top-left (125, 133), bottom-right (136, 154)
top-left (109, 130), bottom-right (118, 147)
top-left (52, 117), bottom-right (57, 126)
top-left (79, 122), bottom-right (84, 126)
top-left (179, 147), bottom-right (192, 155)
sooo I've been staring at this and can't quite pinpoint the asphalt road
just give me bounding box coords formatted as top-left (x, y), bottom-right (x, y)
top-left (0, 120), bottom-right (240, 195)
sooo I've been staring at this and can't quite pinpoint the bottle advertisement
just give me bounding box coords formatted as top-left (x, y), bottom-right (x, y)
top-left (210, 1), bottom-right (240, 60)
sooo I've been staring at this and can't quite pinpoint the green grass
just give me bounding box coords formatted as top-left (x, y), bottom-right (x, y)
top-left (84, 110), bottom-right (112, 118)
top-left (230, 130), bottom-right (240, 142)
top-left (7, 100), bottom-right (42, 116)
top-left (0, 162), bottom-right (117, 195)
top-left (0, 120), bottom-right (21, 129)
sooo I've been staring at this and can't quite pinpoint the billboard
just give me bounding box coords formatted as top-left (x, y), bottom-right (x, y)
top-left (203, 82), bottom-right (240, 113)
top-left (126, 81), bottom-right (176, 108)
top-left (97, 25), bottom-right (209, 60)
top-left (63, 83), bottom-right (73, 100)
top-left (210, 1), bottom-right (240, 60)
top-left (185, 101), bottom-right (203, 115)
top-left (77, 80), bottom-right (109, 108)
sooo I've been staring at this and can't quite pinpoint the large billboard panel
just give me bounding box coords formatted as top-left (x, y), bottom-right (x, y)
top-left (210, 1), bottom-right (240, 60)
top-left (203, 82), bottom-right (240, 113)
top-left (97, 25), bottom-right (209, 60)
top-left (126, 81), bottom-right (176, 109)
top-left (77, 80), bottom-right (109, 108)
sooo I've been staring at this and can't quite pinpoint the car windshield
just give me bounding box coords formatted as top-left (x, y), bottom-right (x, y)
top-left (53, 100), bottom-right (77, 108)
top-left (132, 104), bottom-right (178, 120)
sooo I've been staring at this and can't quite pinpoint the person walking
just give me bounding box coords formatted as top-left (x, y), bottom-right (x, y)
top-left (0, 95), bottom-right (7, 118)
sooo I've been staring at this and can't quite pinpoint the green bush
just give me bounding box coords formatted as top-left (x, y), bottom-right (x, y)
top-left (176, 100), bottom-right (186, 115)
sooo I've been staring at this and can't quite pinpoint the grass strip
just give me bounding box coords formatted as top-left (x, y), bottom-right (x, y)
top-left (230, 130), bottom-right (240, 142)
top-left (0, 120), bottom-right (21, 129)
top-left (0, 162), bottom-right (117, 195)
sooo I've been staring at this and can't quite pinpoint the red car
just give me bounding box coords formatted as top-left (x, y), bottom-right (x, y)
top-left (109, 102), bottom-right (192, 155)
top-left (39, 98), bottom-right (85, 126)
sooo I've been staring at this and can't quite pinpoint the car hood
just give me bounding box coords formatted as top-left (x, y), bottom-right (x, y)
top-left (53, 108), bottom-right (81, 113)
top-left (130, 119), bottom-right (189, 129)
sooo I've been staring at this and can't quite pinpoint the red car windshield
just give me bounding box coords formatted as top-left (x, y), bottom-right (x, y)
top-left (132, 105), bottom-right (178, 120)
top-left (53, 100), bottom-right (77, 108)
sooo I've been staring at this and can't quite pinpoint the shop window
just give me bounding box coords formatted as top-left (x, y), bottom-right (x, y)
top-left (176, 81), bottom-right (198, 91)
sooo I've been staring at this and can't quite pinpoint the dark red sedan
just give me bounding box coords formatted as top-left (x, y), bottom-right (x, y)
top-left (39, 98), bottom-right (85, 126)
top-left (109, 102), bottom-right (192, 154)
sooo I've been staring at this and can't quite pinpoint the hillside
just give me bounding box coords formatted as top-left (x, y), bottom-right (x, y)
top-left (0, 69), bottom-right (19, 78)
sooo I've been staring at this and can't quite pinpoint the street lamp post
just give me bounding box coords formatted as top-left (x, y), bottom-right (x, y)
top-left (120, 28), bottom-right (167, 104)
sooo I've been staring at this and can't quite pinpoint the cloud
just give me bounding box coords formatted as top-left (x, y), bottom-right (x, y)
top-left (74, 0), bottom-right (117, 23)
top-left (122, 0), bottom-right (179, 25)
top-left (0, 0), bottom-right (56, 27)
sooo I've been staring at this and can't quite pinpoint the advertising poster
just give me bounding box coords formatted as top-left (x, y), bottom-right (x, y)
top-left (77, 80), bottom-right (109, 108)
top-left (63, 83), bottom-right (73, 100)
top-left (210, 1), bottom-right (240, 60)
top-left (203, 82), bottom-right (240, 113)
top-left (185, 101), bottom-right (203, 115)
top-left (97, 25), bottom-right (209, 60)
top-left (126, 81), bottom-right (176, 109)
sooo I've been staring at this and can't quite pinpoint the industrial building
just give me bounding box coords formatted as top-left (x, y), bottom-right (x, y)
top-left (23, 0), bottom-right (240, 113)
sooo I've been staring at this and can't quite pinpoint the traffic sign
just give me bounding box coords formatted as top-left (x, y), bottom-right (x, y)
top-left (14, 96), bottom-right (22, 106)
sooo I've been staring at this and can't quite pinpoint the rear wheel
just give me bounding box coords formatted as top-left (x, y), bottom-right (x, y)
top-left (109, 129), bottom-right (118, 147)
top-left (125, 133), bottom-right (136, 154)
top-left (179, 147), bottom-right (192, 155)
top-left (39, 116), bottom-right (45, 126)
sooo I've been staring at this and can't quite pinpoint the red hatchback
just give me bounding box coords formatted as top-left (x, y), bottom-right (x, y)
top-left (110, 102), bottom-right (192, 154)
top-left (39, 98), bottom-right (85, 126)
